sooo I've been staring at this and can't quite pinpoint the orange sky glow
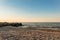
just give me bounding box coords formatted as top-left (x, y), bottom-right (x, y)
top-left (0, 17), bottom-right (60, 22)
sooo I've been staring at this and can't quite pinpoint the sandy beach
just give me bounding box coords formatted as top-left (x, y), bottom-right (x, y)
top-left (0, 28), bottom-right (60, 40)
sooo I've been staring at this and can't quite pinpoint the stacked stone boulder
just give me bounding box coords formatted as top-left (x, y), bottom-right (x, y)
top-left (0, 22), bottom-right (23, 27)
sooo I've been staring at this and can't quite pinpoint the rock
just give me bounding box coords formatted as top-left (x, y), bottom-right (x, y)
top-left (0, 22), bottom-right (23, 27)
top-left (10, 23), bottom-right (23, 27)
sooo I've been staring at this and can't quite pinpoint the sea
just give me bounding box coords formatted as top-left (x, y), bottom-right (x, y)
top-left (22, 22), bottom-right (60, 30)
top-left (0, 22), bottom-right (60, 31)
top-left (22, 22), bottom-right (60, 27)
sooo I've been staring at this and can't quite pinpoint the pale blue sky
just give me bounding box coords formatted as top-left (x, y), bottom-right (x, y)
top-left (0, 0), bottom-right (60, 22)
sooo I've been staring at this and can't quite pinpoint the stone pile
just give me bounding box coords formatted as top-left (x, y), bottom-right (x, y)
top-left (0, 22), bottom-right (23, 27)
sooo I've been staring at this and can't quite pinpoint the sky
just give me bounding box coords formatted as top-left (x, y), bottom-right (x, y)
top-left (0, 0), bottom-right (60, 22)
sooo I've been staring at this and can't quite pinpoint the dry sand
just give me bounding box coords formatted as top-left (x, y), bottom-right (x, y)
top-left (0, 28), bottom-right (60, 40)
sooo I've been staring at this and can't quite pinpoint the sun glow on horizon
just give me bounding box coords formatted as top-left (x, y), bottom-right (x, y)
top-left (0, 0), bottom-right (60, 22)
top-left (0, 17), bottom-right (60, 22)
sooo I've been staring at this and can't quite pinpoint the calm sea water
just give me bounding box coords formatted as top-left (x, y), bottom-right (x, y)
top-left (22, 22), bottom-right (60, 28)
top-left (0, 22), bottom-right (60, 31)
